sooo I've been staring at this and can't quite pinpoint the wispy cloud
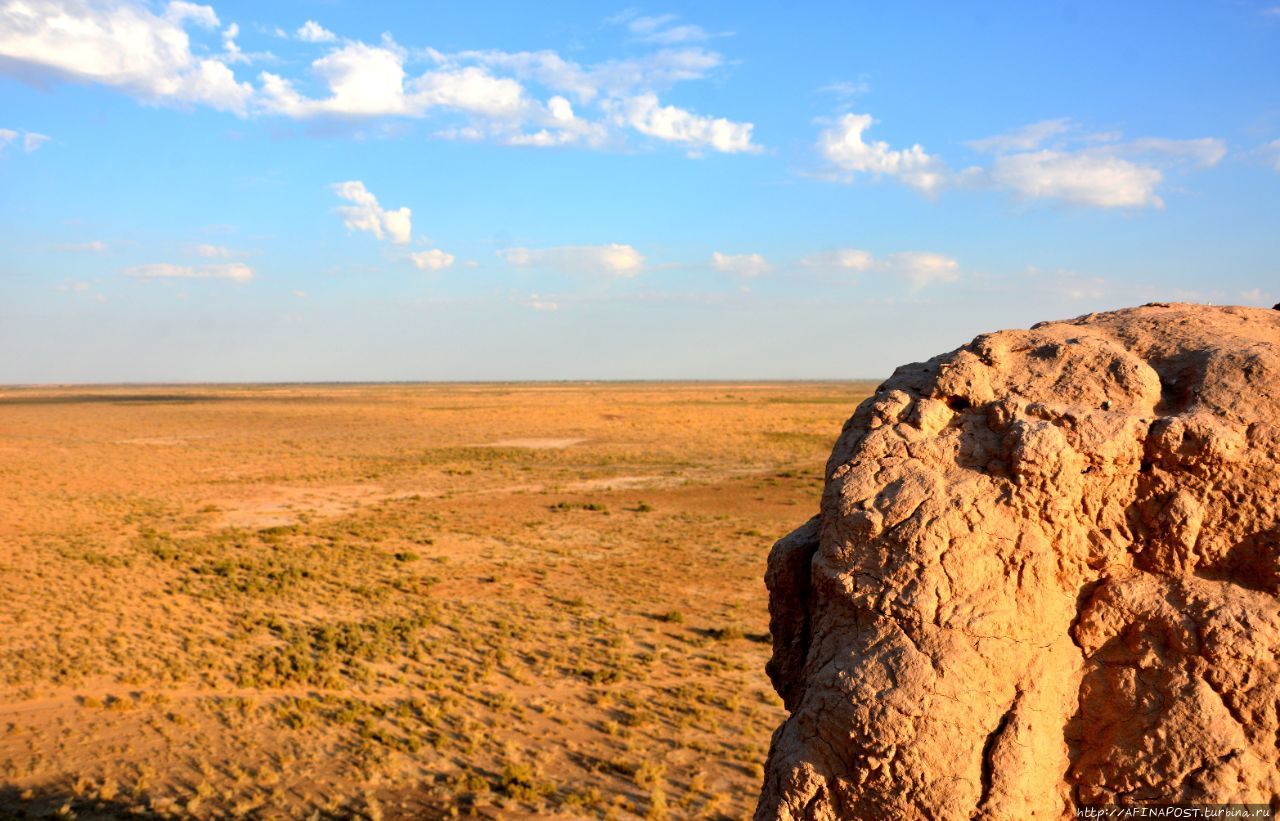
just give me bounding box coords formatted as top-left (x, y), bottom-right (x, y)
top-left (499, 244), bottom-right (644, 277)
top-left (966, 118), bottom-right (1072, 154)
top-left (193, 243), bottom-right (236, 258)
top-left (609, 11), bottom-right (716, 45)
top-left (800, 248), bottom-right (959, 290)
top-left (0, 127), bottom-right (50, 154)
top-left (1258, 139), bottom-right (1280, 172)
top-left (23, 131), bottom-right (50, 152)
top-left (124, 262), bottom-right (254, 281)
top-left (711, 251), bottom-right (772, 277)
top-left (58, 240), bottom-right (108, 253)
top-left (521, 293), bottom-right (559, 311)
top-left (817, 76), bottom-right (871, 111)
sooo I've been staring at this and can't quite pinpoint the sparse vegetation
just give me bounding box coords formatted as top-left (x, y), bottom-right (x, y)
top-left (0, 381), bottom-right (873, 818)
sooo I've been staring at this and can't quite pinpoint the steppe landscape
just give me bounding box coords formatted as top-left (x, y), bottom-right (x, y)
top-left (4, 2), bottom-right (1278, 819)
top-left (0, 381), bottom-right (872, 819)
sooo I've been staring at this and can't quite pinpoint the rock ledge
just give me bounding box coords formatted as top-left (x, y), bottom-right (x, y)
top-left (758, 303), bottom-right (1280, 819)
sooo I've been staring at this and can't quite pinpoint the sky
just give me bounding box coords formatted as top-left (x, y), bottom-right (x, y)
top-left (1, 0), bottom-right (1278, 382)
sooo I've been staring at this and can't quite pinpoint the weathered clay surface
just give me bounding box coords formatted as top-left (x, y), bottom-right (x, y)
top-left (758, 303), bottom-right (1280, 819)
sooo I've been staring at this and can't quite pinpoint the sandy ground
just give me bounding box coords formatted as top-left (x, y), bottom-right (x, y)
top-left (0, 381), bottom-right (874, 819)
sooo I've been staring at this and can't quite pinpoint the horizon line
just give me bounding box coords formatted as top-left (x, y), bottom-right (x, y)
top-left (0, 377), bottom-right (888, 389)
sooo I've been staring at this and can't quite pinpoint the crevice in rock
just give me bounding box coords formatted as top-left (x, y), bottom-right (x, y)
top-left (1198, 667), bottom-right (1251, 733)
top-left (802, 785), bottom-right (827, 821)
top-left (765, 517), bottom-right (822, 711)
top-left (972, 692), bottom-right (1019, 819)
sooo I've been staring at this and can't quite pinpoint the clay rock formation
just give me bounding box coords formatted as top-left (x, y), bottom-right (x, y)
top-left (758, 304), bottom-right (1279, 819)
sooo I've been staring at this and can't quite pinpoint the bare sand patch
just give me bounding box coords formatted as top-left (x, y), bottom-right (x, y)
top-left (569, 474), bottom-right (680, 491)
top-left (114, 436), bottom-right (193, 446)
top-left (209, 483), bottom-right (388, 528)
top-left (482, 436), bottom-right (587, 449)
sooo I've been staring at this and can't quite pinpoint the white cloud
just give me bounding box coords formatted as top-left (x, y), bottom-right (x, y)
top-left (410, 249), bottom-right (455, 270)
top-left (489, 93), bottom-right (606, 149)
top-left (1122, 137), bottom-right (1225, 168)
top-left (22, 131), bottom-right (50, 152)
top-left (0, 4), bottom-right (754, 157)
top-left (434, 46), bottom-right (723, 110)
top-left (988, 149), bottom-right (1164, 208)
top-left (505, 129), bottom-right (577, 147)
top-left (296, 20), bottom-right (336, 43)
top-left (885, 251), bottom-right (959, 290)
top-left (523, 293), bottom-right (559, 311)
top-left (260, 46), bottom-right (527, 120)
top-left (969, 122), bottom-right (1224, 208)
top-left (818, 113), bottom-right (945, 192)
top-left (547, 95), bottom-right (574, 122)
top-left (818, 113), bottom-right (1225, 208)
top-left (164, 1), bottom-right (218, 29)
top-left (623, 14), bottom-right (712, 45)
top-left (0, 0), bottom-right (253, 114)
top-left (261, 42), bottom-right (408, 117)
top-left (313, 42), bottom-right (409, 116)
top-left (218, 22), bottom-right (267, 65)
top-left (431, 49), bottom-right (594, 104)
top-left (412, 65), bottom-right (525, 117)
top-left (1256, 139), bottom-right (1280, 172)
top-left (124, 262), bottom-right (254, 281)
top-left (194, 243), bottom-right (234, 258)
top-left (499, 243), bottom-right (643, 277)
top-left (221, 22), bottom-right (242, 62)
top-left (2, 128), bottom-right (52, 154)
top-left (1020, 265), bottom-right (1110, 301)
top-left (799, 248), bottom-right (958, 290)
top-left (800, 249), bottom-right (874, 271)
top-left (819, 77), bottom-right (871, 98)
top-left (967, 118), bottom-right (1072, 154)
top-left (620, 93), bottom-right (758, 154)
top-left (59, 240), bottom-right (107, 252)
top-left (1057, 276), bottom-right (1108, 301)
top-left (331, 181), bottom-right (411, 245)
top-left (711, 251), bottom-right (771, 277)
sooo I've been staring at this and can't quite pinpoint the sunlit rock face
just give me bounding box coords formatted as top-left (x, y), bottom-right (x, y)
top-left (758, 303), bottom-right (1280, 820)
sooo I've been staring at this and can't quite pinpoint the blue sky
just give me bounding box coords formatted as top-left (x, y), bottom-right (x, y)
top-left (1, 1), bottom-right (1278, 381)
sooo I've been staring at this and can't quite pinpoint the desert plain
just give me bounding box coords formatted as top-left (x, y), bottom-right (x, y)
top-left (0, 381), bottom-right (874, 819)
